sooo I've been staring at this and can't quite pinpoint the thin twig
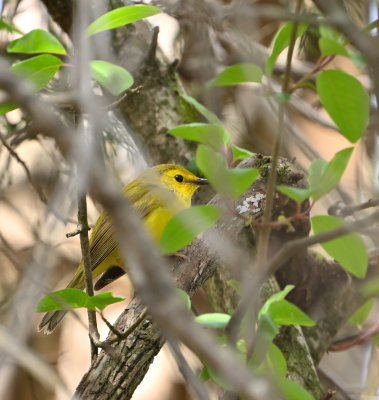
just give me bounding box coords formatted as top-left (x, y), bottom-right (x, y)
top-left (257, 0), bottom-right (303, 264)
top-left (66, 225), bottom-right (91, 238)
top-left (167, 338), bottom-right (210, 400)
top-left (99, 312), bottom-right (122, 337)
top-left (265, 209), bottom-right (379, 275)
top-left (87, 309), bottom-right (149, 349)
top-left (240, 0), bottom-right (304, 352)
top-left (321, 390), bottom-right (336, 400)
top-left (105, 85), bottom-right (142, 110)
top-left (0, 231), bottom-right (23, 272)
top-left (231, 209), bottom-right (379, 342)
top-left (329, 321), bottom-right (379, 352)
top-left (146, 25), bottom-right (159, 64)
top-left (328, 198), bottom-right (379, 218)
top-left (0, 132), bottom-right (47, 203)
top-left (289, 55), bottom-right (335, 93)
top-left (84, 309), bottom-right (149, 349)
top-left (0, 129), bottom-right (76, 225)
top-left (73, 0), bottom-right (104, 360)
top-left (77, 191), bottom-right (99, 360)
top-left (104, 308), bottom-right (147, 345)
top-left (0, 326), bottom-right (73, 399)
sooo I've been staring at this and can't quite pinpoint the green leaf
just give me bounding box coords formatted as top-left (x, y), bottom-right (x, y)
top-left (311, 147), bottom-right (353, 200)
top-left (277, 185), bottom-right (312, 203)
top-left (90, 60), bottom-right (133, 96)
top-left (36, 288), bottom-right (124, 312)
top-left (10, 54), bottom-right (63, 91)
top-left (308, 158), bottom-right (327, 189)
top-left (259, 284), bottom-right (295, 318)
top-left (278, 153), bottom-right (344, 203)
top-left (90, 292), bottom-right (126, 311)
top-left (232, 145), bottom-right (255, 161)
top-left (361, 277), bottom-right (379, 297)
top-left (257, 313), bottom-right (279, 341)
top-left (160, 205), bottom-right (222, 253)
top-left (183, 95), bottom-right (222, 125)
top-left (319, 24), bottom-right (346, 56)
top-left (199, 366), bottom-right (211, 382)
top-left (319, 37), bottom-right (348, 57)
top-left (226, 168), bottom-right (261, 199)
top-left (236, 339), bottom-right (247, 356)
top-left (226, 279), bottom-right (242, 295)
top-left (266, 344), bottom-right (287, 377)
top-left (254, 342), bottom-right (288, 377)
top-left (318, 25), bottom-right (342, 41)
top-left (177, 289), bottom-right (191, 310)
top-left (348, 53), bottom-right (366, 69)
top-left (87, 5), bottom-right (161, 36)
top-left (249, 314), bottom-right (278, 369)
top-left (195, 313), bottom-right (231, 329)
top-left (362, 19), bottom-right (379, 35)
top-left (208, 63), bottom-right (262, 86)
top-left (37, 289), bottom-right (90, 312)
top-left (319, 25), bottom-right (340, 41)
top-left (266, 300), bottom-right (315, 326)
top-left (0, 102), bottom-right (18, 114)
top-left (317, 70), bottom-right (369, 143)
top-left (275, 92), bottom-right (291, 103)
top-left (182, 95), bottom-right (230, 144)
top-left (276, 377), bottom-right (315, 400)
top-left (349, 299), bottom-right (374, 326)
top-left (311, 215), bottom-right (368, 278)
top-left (266, 21), bottom-right (308, 76)
top-left (169, 123), bottom-right (225, 150)
top-left (7, 29), bottom-right (67, 54)
top-left (196, 145), bottom-right (259, 199)
top-left (204, 362), bottom-right (232, 390)
top-left (0, 18), bottom-right (23, 34)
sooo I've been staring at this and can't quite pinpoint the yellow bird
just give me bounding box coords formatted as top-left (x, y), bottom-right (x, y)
top-left (39, 164), bottom-right (207, 333)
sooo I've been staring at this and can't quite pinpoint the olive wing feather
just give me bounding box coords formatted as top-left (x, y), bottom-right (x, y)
top-left (88, 181), bottom-right (163, 272)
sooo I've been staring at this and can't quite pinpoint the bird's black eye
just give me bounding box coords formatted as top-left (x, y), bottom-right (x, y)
top-left (175, 174), bottom-right (184, 183)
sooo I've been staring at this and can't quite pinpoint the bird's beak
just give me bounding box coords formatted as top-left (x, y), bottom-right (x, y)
top-left (194, 178), bottom-right (208, 185)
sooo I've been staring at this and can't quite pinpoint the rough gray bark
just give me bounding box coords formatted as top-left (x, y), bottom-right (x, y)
top-left (76, 301), bottom-right (163, 399)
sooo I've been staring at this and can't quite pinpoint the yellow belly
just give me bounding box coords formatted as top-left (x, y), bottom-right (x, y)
top-left (74, 206), bottom-right (174, 287)
top-left (143, 205), bottom-right (174, 242)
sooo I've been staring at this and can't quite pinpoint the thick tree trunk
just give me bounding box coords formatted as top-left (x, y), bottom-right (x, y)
top-left (75, 301), bottom-right (163, 399)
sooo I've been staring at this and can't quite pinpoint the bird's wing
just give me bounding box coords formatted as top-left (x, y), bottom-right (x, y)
top-left (89, 212), bottom-right (116, 271)
top-left (89, 181), bottom-right (164, 272)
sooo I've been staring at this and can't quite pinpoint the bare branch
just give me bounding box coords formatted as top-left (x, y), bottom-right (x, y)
top-left (167, 338), bottom-right (210, 400)
top-left (0, 133), bottom-right (47, 203)
top-left (328, 198), bottom-right (379, 218)
top-left (0, 325), bottom-right (72, 398)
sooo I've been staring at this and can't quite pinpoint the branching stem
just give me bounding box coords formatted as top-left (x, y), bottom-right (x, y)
top-left (257, 0), bottom-right (304, 265)
top-left (77, 190), bottom-right (99, 360)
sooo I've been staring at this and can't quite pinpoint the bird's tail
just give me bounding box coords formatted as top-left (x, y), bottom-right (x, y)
top-left (38, 265), bottom-right (85, 334)
top-left (38, 310), bottom-right (67, 334)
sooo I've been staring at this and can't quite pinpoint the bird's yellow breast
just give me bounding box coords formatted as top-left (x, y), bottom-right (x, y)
top-left (143, 205), bottom-right (175, 243)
